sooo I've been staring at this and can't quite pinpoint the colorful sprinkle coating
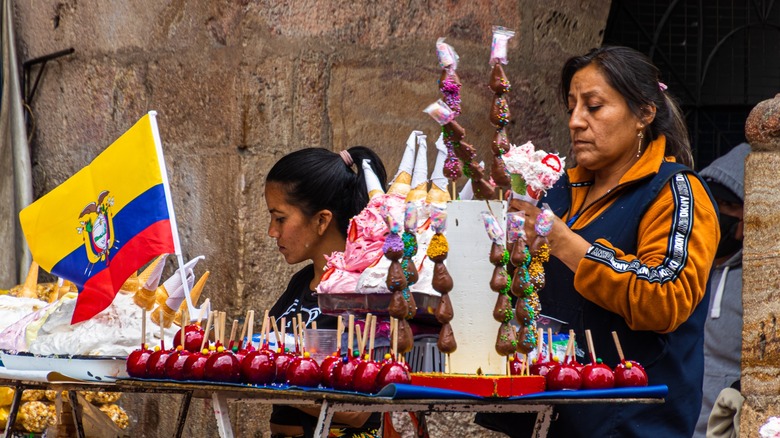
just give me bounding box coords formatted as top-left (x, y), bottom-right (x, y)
top-left (383, 232), bottom-right (404, 254)
top-left (427, 233), bottom-right (449, 259)
top-left (402, 231), bottom-right (418, 257)
top-left (440, 77), bottom-right (462, 116)
top-left (444, 149), bottom-right (462, 180)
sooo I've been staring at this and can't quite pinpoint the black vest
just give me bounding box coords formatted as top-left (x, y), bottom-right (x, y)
top-left (540, 162), bottom-right (713, 437)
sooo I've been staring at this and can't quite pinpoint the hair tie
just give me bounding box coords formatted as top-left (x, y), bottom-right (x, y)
top-left (658, 82), bottom-right (668, 91)
top-left (339, 150), bottom-right (354, 167)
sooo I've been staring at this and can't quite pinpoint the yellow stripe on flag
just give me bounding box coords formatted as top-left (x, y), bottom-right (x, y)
top-left (19, 113), bottom-right (165, 272)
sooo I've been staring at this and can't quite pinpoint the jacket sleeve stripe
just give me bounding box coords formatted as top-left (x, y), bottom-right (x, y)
top-left (583, 173), bottom-right (694, 284)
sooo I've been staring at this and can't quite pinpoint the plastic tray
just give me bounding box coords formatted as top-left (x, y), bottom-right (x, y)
top-left (317, 292), bottom-right (440, 318)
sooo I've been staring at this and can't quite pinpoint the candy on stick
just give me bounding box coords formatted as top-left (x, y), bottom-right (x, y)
top-left (545, 331), bottom-right (582, 390)
top-left (485, 26), bottom-right (514, 190)
top-left (332, 314), bottom-right (360, 390)
top-left (376, 318), bottom-right (412, 388)
top-left (126, 309), bottom-right (152, 378)
top-left (320, 315), bottom-right (344, 387)
top-left (353, 315), bottom-right (383, 393)
top-left (272, 316), bottom-right (293, 383)
top-left (481, 210), bottom-right (518, 357)
top-left (611, 331), bottom-right (648, 387)
top-left (204, 312), bottom-right (241, 383)
top-left (581, 329), bottom-right (615, 389)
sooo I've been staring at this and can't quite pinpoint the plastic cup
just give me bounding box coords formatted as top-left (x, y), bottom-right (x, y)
top-left (304, 329), bottom-right (339, 363)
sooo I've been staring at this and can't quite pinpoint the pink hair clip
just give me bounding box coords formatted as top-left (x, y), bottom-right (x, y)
top-left (659, 82), bottom-right (668, 91)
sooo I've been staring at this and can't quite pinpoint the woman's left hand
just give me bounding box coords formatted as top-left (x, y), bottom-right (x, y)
top-left (508, 196), bottom-right (591, 273)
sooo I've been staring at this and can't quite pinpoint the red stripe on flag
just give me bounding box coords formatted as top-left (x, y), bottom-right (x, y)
top-left (70, 220), bottom-right (175, 324)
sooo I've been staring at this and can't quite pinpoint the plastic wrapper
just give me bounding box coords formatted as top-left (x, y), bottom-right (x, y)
top-left (424, 99), bottom-right (456, 125)
top-left (481, 211), bottom-right (505, 244)
top-left (436, 37), bottom-right (459, 70)
top-left (535, 204), bottom-right (555, 237)
top-left (490, 26), bottom-right (515, 65)
top-left (429, 206), bottom-right (447, 234)
top-left (506, 211), bottom-right (526, 243)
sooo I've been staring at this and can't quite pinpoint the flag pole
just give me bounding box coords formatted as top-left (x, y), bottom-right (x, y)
top-left (148, 111), bottom-right (207, 322)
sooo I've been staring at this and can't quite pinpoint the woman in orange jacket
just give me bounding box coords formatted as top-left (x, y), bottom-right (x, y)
top-left (478, 46), bottom-right (719, 437)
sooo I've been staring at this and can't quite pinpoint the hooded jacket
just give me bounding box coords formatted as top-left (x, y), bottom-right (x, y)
top-left (694, 142), bottom-right (750, 438)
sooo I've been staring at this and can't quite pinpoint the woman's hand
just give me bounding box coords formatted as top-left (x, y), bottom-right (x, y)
top-left (508, 197), bottom-right (591, 272)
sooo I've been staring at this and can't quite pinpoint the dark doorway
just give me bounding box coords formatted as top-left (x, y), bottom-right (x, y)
top-left (604, 0), bottom-right (780, 169)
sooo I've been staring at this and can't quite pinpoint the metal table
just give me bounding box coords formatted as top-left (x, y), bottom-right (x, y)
top-left (1, 378), bottom-right (664, 438)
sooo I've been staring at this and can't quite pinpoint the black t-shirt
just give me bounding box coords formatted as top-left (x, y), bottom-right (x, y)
top-left (269, 264), bottom-right (381, 437)
top-left (269, 264), bottom-right (340, 330)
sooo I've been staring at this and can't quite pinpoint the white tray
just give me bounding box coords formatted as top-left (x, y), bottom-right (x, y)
top-left (0, 350), bottom-right (128, 382)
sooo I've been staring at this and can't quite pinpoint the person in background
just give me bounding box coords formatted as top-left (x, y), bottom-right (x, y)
top-left (694, 142), bottom-right (750, 438)
top-left (477, 46), bottom-right (720, 437)
top-left (265, 146), bottom-right (387, 438)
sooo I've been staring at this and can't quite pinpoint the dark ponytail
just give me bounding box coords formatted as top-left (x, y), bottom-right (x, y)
top-left (266, 146), bottom-right (388, 236)
top-left (561, 46), bottom-right (693, 167)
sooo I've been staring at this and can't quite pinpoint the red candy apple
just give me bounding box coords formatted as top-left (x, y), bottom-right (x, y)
top-left (546, 362), bottom-right (582, 390)
top-left (375, 356), bottom-right (411, 389)
top-left (580, 358), bottom-right (615, 389)
top-left (353, 356), bottom-right (382, 394)
top-left (274, 348), bottom-right (295, 384)
top-left (146, 347), bottom-right (173, 379)
top-left (183, 350), bottom-right (210, 380)
top-left (173, 324), bottom-right (205, 353)
top-left (203, 344), bottom-right (241, 383)
top-left (126, 344), bottom-right (152, 378)
top-left (331, 351), bottom-right (361, 391)
top-left (319, 352), bottom-right (342, 387)
top-left (285, 352), bottom-right (322, 387)
top-left (241, 349), bottom-right (276, 385)
top-left (164, 346), bottom-right (191, 380)
top-left (509, 353), bottom-right (525, 376)
top-left (614, 360), bottom-right (648, 387)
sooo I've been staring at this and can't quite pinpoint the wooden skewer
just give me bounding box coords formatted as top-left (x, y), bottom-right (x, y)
top-left (199, 311), bottom-right (214, 352)
top-left (297, 313), bottom-right (305, 353)
top-left (336, 315), bottom-right (344, 352)
top-left (585, 329), bottom-right (597, 364)
top-left (197, 298), bottom-right (210, 327)
top-left (360, 313), bottom-right (372, 356)
top-left (356, 329), bottom-right (364, 357)
top-left (229, 319), bottom-right (239, 349)
top-left (312, 321), bottom-right (318, 330)
top-left (611, 331), bottom-right (625, 362)
top-left (221, 312), bottom-right (227, 345)
top-left (547, 328), bottom-right (554, 361)
top-left (180, 308), bottom-right (189, 348)
top-left (238, 310), bottom-right (250, 348)
top-left (391, 318), bottom-right (398, 360)
top-left (270, 316), bottom-right (282, 350)
top-left (141, 309), bottom-right (147, 348)
top-left (347, 314), bottom-right (355, 358)
top-left (368, 315), bottom-right (377, 360)
top-left (159, 308), bottom-right (165, 350)
top-left (246, 310), bottom-right (255, 349)
top-left (292, 317), bottom-right (300, 353)
top-left (280, 317), bottom-right (287, 352)
top-left (536, 328), bottom-right (543, 362)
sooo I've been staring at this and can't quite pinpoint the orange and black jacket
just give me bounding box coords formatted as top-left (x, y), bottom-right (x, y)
top-left (539, 135), bottom-right (719, 437)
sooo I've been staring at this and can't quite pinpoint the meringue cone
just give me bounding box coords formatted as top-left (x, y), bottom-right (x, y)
top-left (119, 272), bottom-right (140, 294)
top-left (362, 159), bottom-right (385, 199)
top-left (173, 271), bottom-right (210, 326)
top-left (406, 184), bottom-right (428, 203)
top-left (18, 261), bottom-right (39, 299)
top-left (387, 172), bottom-right (412, 196)
top-left (150, 301), bottom-right (177, 329)
top-left (133, 287), bottom-right (157, 311)
top-left (426, 185), bottom-right (451, 204)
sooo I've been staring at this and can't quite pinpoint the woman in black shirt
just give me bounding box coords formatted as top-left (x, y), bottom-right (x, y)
top-left (265, 146), bottom-right (387, 438)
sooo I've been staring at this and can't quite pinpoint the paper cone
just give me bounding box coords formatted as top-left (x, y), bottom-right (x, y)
top-left (362, 159), bottom-right (385, 199)
top-left (429, 133), bottom-right (449, 194)
top-left (18, 261), bottom-right (39, 299)
top-left (174, 271), bottom-right (210, 326)
top-left (389, 130), bottom-right (421, 194)
top-left (411, 134), bottom-right (428, 189)
top-left (140, 255), bottom-right (167, 291)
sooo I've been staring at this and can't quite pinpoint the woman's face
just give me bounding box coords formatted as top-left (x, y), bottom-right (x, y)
top-left (265, 182), bottom-right (321, 265)
top-left (567, 63), bottom-right (646, 172)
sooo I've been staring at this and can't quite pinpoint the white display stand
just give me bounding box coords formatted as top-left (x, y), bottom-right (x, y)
top-left (446, 199), bottom-right (506, 375)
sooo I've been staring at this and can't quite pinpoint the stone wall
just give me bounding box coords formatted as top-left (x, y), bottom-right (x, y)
top-left (13, 1), bottom-right (610, 436)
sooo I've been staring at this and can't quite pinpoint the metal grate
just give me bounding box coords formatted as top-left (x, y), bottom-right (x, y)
top-left (604, 0), bottom-right (780, 169)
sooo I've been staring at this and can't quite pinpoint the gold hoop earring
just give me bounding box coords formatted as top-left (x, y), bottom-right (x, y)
top-left (636, 131), bottom-right (644, 158)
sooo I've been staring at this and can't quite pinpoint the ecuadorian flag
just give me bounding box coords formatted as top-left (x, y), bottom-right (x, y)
top-left (19, 112), bottom-right (178, 324)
